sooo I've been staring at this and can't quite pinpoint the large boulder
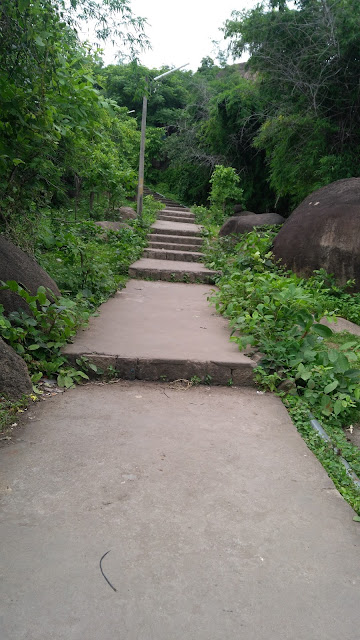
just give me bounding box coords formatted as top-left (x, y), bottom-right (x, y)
top-left (0, 235), bottom-right (60, 315)
top-left (114, 206), bottom-right (137, 221)
top-left (95, 221), bottom-right (130, 232)
top-left (220, 213), bottom-right (285, 237)
top-left (272, 178), bottom-right (360, 289)
top-left (233, 203), bottom-right (245, 214)
top-left (0, 337), bottom-right (33, 400)
top-left (232, 210), bottom-right (256, 217)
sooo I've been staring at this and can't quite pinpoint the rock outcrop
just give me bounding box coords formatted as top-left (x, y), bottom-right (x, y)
top-left (0, 235), bottom-right (60, 315)
top-left (0, 337), bottom-right (33, 399)
top-left (272, 178), bottom-right (360, 290)
top-left (233, 204), bottom-right (245, 214)
top-left (115, 206), bottom-right (137, 221)
top-left (220, 213), bottom-right (285, 237)
top-left (95, 221), bottom-right (129, 232)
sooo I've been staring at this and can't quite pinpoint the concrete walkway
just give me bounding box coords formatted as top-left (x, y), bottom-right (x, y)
top-left (129, 199), bottom-right (219, 283)
top-left (1, 192), bottom-right (360, 638)
top-left (1, 383), bottom-right (359, 639)
top-left (64, 280), bottom-right (255, 385)
top-left (64, 194), bottom-right (256, 383)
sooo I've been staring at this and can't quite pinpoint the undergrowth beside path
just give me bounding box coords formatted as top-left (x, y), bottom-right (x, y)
top-left (199, 221), bottom-right (360, 514)
top-left (0, 196), bottom-right (161, 432)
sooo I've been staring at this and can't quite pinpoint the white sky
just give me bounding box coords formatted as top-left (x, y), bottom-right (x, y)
top-left (99, 0), bottom-right (253, 70)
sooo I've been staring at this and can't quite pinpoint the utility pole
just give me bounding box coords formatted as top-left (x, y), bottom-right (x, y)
top-left (136, 63), bottom-right (189, 218)
top-left (136, 92), bottom-right (148, 219)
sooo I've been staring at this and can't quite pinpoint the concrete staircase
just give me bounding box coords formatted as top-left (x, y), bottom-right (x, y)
top-left (64, 188), bottom-right (256, 385)
top-left (129, 190), bottom-right (219, 284)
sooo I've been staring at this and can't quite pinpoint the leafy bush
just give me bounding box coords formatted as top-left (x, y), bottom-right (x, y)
top-left (191, 166), bottom-right (244, 228)
top-left (0, 196), bottom-right (161, 391)
top-left (209, 165), bottom-right (244, 215)
top-left (0, 283), bottom-right (89, 388)
top-left (205, 226), bottom-right (360, 511)
top-left (36, 196), bottom-right (159, 308)
top-left (208, 228), bottom-right (360, 428)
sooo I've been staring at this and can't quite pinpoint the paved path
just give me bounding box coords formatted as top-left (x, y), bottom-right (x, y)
top-left (1, 191), bottom-right (360, 638)
top-left (130, 198), bottom-right (218, 283)
top-left (1, 383), bottom-right (360, 640)
top-left (64, 280), bottom-right (255, 384)
top-left (65, 193), bottom-right (256, 383)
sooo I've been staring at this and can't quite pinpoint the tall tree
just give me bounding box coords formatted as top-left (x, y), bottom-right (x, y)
top-left (224, 0), bottom-right (360, 204)
top-left (0, 0), bottom-right (147, 241)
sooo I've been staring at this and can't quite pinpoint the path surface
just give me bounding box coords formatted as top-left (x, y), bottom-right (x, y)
top-left (1, 382), bottom-right (360, 640)
top-left (64, 280), bottom-right (255, 385)
top-left (130, 196), bottom-right (219, 283)
top-left (1, 191), bottom-right (360, 638)
top-left (64, 192), bottom-right (256, 384)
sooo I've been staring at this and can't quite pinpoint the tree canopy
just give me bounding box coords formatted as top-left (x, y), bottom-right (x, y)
top-left (0, 0), bottom-right (147, 241)
top-left (1, 0), bottom-right (360, 236)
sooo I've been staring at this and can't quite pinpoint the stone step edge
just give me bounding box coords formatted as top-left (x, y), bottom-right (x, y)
top-left (128, 266), bottom-right (218, 284)
top-left (162, 202), bottom-right (194, 215)
top-left (158, 212), bottom-right (195, 218)
top-left (157, 216), bottom-right (196, 223)
top-left (148, 242), bottom-right (203, 251)
top-left (144, 248), bottom-right (204, 256)
top-left (149, 234), bottom-right (203, 244)
top-left (129, 262), bottom-right (218, 275)
top-left (65, 353), bottom-right (256, 386)
top-left (157, 213), bottom-right (195, 217)
top-left (150, 227), bottom-right (202, 237)
top-left (143, 250), bottom-right (204, 262)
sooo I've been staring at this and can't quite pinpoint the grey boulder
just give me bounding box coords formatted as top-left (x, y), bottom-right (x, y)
top-left (272, 178), bottom-right (360, 290)
top-left (0, 337), bottom-right (33, 400)
top-left (220, 213), bottom-right (285, 237)
top-left (0, 235), bottom-right (60, 315)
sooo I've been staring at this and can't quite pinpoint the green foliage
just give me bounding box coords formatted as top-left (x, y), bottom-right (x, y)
top-left (224, 0), bottom-right (360, 204)
top-left (209, 165), bottom-right (244, 217)
top-left (207, 228), bottom-right (360, 428)
top-left (0, 196), bottom-right (159, 393)
top-left (253, 114), bottom-right (335, 205)
top-left (157, 64), bottom-right (273, 212)
top-left (191, 205), bottom-right (222, 235)
top-left (204, 225), bottom-right (360, 510)
top-left (190, 165), bottom-right (244, 227)
top-left (102, 63), bottom-right (192, 128)
top-left (0, 0), bottom-right (146, 244)
top-left (0, 283), bottom-right (88, 388)
top-left (37, 196), bottom-right (158, 307)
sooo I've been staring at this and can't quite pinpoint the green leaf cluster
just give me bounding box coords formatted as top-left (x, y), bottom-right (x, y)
top-left (0, 0), bottom-right (145, 243)
top-left (0, 195), bottom-right (159, 391)
top-left (0, 282), bottom-right (88, 388)
top-left (206, 227), bottom-right (360, 428)
top-left (204, 225), bottom-right (360, 510)
top-left (224, 0), bottom-right (360, 205)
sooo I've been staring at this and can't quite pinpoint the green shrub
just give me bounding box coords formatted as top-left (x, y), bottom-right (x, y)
top-left (36, 195), bottom-right (160, 308)
top-left (205, 226), bottom-right (360, 511)
top-left (0, 283), bottom-right (89, 388)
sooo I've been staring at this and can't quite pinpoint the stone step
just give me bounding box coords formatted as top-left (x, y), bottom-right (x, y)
top-left (129, 258), bottom-right (219, 284)
top-left (64, 280), bottom-right (255, 386)
top-left (148, 240), bottom-right (203, 251)
top-left (157, 214), bottom-right (196, 223)
top-left (149, 234), bottom-right (203, 246)
top-left (159, 203), bottom-right (182, 208)
top-left (161, 206), bottom-right (191, 212)
top-left (151, 221), bottom-right (202, 237)
top-left (143, 248), bottom-right (204, 262)
top-left (162, 207), bottom-right (193, 214)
